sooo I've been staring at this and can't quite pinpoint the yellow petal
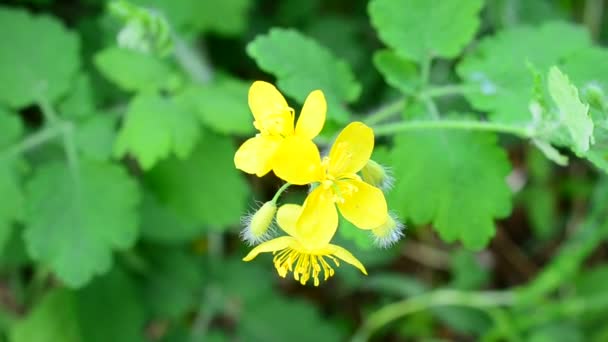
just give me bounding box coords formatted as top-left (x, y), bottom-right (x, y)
top-left (248, 81), bottom-right (288, 122)
top-left (242, 236), bottom-right (295, 261)
top-left (296, 187), bottom-right (338, 248)
top-left (276, 204), bottom-right (303, 238)
top-left (234, 135), bottom-right (282, 177)
top-left (273, 136), bottom-right (323, 185)
top-left (328, 122), bottom-right (374, 176)
top-left (337, 179), bottom-right (388, 229)
top-left (327, 244), bottom-right (368, 275)
top-left (295, 90), bottom-right (326, 139)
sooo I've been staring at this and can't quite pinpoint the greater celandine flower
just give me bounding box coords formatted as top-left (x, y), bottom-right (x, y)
top-left (234, 81), bottom-right (326, 180)
top-left (273, 122), bottom-right (389, 236)
top-left (243, 204), bottom-right (367, 286)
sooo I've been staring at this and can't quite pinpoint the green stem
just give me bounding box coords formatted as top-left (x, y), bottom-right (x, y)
top-left (2, 125), bottom-right (64, 158)
top-left (421, 96), bottom-right (440, 119)
top-left (364, 98), bottom-right (407, 126)
top-left (583, 0), bottom-right (604, 41)
top-left (271, 183), bottom-right (291, 204)
top-left (351, 289), bottom-right (514, 342)
top-left (174, 36), bottom-right (213, 84)
top-left (421, 84), bottom-right (476, 98)
top-left (420, 54), bottom-right (433, 87)
top-left (37, 100), bottom-right (80, 182)
top-left (373, 120), bottom-right (534, 138)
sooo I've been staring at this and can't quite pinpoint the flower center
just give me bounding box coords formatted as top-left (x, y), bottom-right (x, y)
top-left (272, 247), bottom-right (339, 286)
top-left (319, 156), bottom-right (361, 204)
top-left (253, 108), bottom-right (294, 137)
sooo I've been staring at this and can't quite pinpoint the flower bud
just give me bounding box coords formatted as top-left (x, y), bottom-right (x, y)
top-left (371, 213), bottom-right (405, 248)
top-left (240, 201), bottom-right (277, 245)
top-left (360, 160), bottom-right (394, 191)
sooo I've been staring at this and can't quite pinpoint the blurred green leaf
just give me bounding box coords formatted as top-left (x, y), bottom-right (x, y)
top-left (182, 77), bottom-right (254, 135)
top-left (146, 131), bottom-right (249, 228)
top-left (247, 28), bottom-right (361, 122)
top-left (450, 250), bottom-right (489, 290)
top-left (10, 289), bottom-right (80, 342)
top-left (131, 0), bottom-right (251, 36)
top-left (458, 22), bottom-right (591, 123)
top-left (11, 269), bottom-right (145, 342)
top-left (547, 66), bottom-right (593, 154)
top-left (140, 190), bottom-right (201, 243)
top-left (527, 322), bottom-right (584, 342)
top-left (522, 186), bottom-right (558, 239)
top-left (95, 47), bottom-right (174, 92)
top-left (237, 295), bottom-right (344, 341)
top-left (390, 131), bottom-right (512, 249)
top-left (373, 50), bottom-right (419, 94)
top-left (114, 92), bottom-right (200, 170)
top-left (0, 7), bottom-right (80, 109)
top-left (337, 215), bottom-right (374, 251)
top-left (369, 0), bottom-right (483, 61)
top-left (75, 115), bottom-right (117, 161)
top-left (141, 247), bottom-right (204, 318)
top-left (0, 110), bottom-right (24, 254)
top-left (58, 73), bottom-right (96, 120)
top-left (75, 268), bottom-right (145, 342)
top-left (24, 161), bottom-right (140, 287)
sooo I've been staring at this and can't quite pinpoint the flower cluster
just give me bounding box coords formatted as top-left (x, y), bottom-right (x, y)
top-left (234, 81), bottom-right (404, 286)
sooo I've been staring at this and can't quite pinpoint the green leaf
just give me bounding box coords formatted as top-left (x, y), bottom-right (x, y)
top-left (75, 115), bottom-right (117, 161)
top-left (373, 50), bottom-right (419, 94)
top-left (522, 185), bottom-right (558, 239)
top-left (58, 73), bottom-right (96, 119)
top-left (114, 92), bottom-right (200, 170)
top-left (145, 131), bottom-right (249, 227)
top-left (141, 247), bottom-right (204, 318)
top-left (95, 47), bottom-right (173, 92)
top-left (10, 290), bottom-right (80, 342)
top-left (457, 22), bottom-right (591, 123)
top-left (0, 7), bottom-right (80, 109)
top-left (131, 0), bottom-right (251, 36)
top-left (75, 268), bottom-right (145, 342)
top-left (390, 130), bottom-right (512, 249)
top-left (368, 0), bottom-right (483, 61)
top-left (11, 269), bottom-right (145, 342)
top-left (237, 295), bottom-right (344, 341)
top-left (547, 66), bottom-right (593, 154)
top-left (140, 190), bottom-right (201, 243)
top-left (0, 110), bottom-right (24, 253)
top-left (337, 215), bottom-right (374, 251)
top-left (182, 77), bottom-right (254, 135)
top-left (24, 161), bottom-right (140, 287)
top-left (247, 28), bottom-right (361, 122)
top-left (450, 250), bottom-right (489, 290)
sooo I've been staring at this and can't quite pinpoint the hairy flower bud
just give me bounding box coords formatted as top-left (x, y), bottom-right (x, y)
top-left (371, 213), bottom-right (405, 248)
top-left (360, 159), bottom-right (394, 191)
top-left (240, 201), bottom-right (277, 245)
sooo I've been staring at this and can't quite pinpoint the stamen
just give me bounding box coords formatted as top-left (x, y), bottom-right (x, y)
top-left (272, 249), bottom-right (339, 286)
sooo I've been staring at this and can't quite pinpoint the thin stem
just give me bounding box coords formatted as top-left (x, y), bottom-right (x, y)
top-left (373, 120), bottom-right (534, 138)
top-left (351, 289), bottom-right (514, 342)
top-left (271, 182), bottom-right (291, 204)
top-left (37, 97), bottom-right (59, 124)
top-left (421, 96), bottom-right (440, 119)
top-left (2, 125), bottom-right (64, 158)
top-left (364, 98), bottom-right (407, 126)
top-left (174, 36), bottom-right (213, 84)
top-left (420, 54), bottom-right (433, 87)
top-left (421, 84), bottom-right (476, 98)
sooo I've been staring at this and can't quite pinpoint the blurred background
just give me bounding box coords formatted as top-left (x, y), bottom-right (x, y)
top-left (1, 0), bottom-right (608, 341)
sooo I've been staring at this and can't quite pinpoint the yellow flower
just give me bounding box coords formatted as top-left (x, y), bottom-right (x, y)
top-left (273, 122), bottom-right (388, 234)
top-left (234, 81), bottom-right (326, 181)
top-left (243, 204), bottom-right (367, 286)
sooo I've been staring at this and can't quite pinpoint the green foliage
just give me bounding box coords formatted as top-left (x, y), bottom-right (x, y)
top-left (23, 161), bottom-right (140, 287)
top-left (369, 0), bottom-right (483, 61)
top-left (247, 28), bottom-right (361, 122)
top-left (457, 22), bottom-right (591, 123)
top-left (114, 92), bottom-right (199, 170)
top-left (3, 1), bottom-right (608, 341)
top-left (0, 7), bottom-right (80, 109)
top-left (390, 130), bottom-right (512, 249)
top-left (145, 131), bottom-right (249, 228)
top-left (547, 66), bottom-right (593, 154)
top-left (95, 47), bottom-right (174, 92)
